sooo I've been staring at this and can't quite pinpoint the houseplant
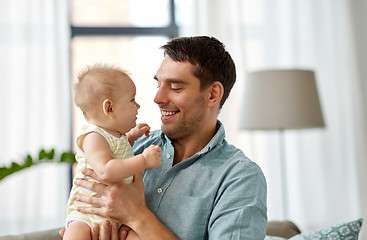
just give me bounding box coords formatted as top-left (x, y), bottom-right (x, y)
top-left (0, 148), bottom-right (75, 181)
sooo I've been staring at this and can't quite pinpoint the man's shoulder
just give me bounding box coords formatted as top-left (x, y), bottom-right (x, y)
top-left (214, 141), bottom-right (265, 177)
top-left (217, 140), bottom-right (249, 162)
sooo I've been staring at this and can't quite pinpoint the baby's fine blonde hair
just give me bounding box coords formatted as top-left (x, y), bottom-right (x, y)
top-left (74, 63), bottom-right (130, 119)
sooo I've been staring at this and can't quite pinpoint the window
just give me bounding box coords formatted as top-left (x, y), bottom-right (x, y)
top-left (70, 0), bottom-right (178, 142)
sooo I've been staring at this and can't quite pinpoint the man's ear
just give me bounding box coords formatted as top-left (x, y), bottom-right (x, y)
top-left (102, 99), bottom-right (113, 116)
top-left (208, 81), bottom-right (224, 107)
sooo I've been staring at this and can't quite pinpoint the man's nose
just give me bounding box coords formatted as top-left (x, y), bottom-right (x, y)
top-left (154, 86), bottom-right (168, 105)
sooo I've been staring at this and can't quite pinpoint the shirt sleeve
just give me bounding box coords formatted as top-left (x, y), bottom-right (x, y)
top-left (208, 160), bottom-right (267, 240)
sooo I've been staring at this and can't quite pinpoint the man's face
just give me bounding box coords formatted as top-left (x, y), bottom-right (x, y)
top-left (154, 57), bottom-right (207, 140)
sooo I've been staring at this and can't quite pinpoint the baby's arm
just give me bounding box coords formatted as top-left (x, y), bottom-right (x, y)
top-left (82, 132), bottom-right (161, 183)
top-left (127, 123), bottom-right (150, 146)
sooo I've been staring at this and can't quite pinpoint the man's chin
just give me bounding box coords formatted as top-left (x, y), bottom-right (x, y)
top-left (161, 125), bottom-right (176, 139)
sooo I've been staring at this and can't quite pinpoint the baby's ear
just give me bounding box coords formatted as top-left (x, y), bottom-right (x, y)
top-left (102, 99), bottom-right (113, 116)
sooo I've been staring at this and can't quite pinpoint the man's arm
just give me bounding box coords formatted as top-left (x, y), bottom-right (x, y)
top-left (208, 161), bottom-right (267, 239)
top-left (73, 169), bottom-right (179, 240)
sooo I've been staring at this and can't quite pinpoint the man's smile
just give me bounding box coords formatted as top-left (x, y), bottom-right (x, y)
top-left (161, 110), bottom-right (179, 116)
top-left (161, 110), bottom-right (180, 121)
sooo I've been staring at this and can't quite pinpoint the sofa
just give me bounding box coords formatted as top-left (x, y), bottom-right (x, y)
top-left (0, 220), bottom-right (301, 240)
top-left (0, 218), bottom-right (363, 240)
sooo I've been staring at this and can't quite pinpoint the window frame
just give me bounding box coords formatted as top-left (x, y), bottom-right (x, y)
top-left (70, 0), bottom-right (179, 38)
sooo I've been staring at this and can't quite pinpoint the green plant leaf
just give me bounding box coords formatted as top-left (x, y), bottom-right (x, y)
top-left (0, 167), bottom-right (9, 181)
top-left (24, 155), bottom-right (33, 167)
top-left (60, 152), bottom-right (76, 164)
top-left (0, 149), bottom-right (75, 181)
top-left (39, 149), bottom-right (55, 161)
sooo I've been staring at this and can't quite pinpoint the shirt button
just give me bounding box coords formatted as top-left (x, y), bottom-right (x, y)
top-left (166, 153), bottom-right (171, 158)
top-left (157, 188), bottom-right (163, 194)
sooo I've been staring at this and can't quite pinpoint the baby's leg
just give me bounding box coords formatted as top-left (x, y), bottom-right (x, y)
top-left (63, 221), bottom-right (91, 240)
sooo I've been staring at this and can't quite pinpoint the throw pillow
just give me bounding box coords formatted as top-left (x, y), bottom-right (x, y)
top-left (290, 218), bottom-right (363, 240)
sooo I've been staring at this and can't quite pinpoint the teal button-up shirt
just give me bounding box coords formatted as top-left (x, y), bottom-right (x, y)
top-left (133, 122), bottom-right (267, 240)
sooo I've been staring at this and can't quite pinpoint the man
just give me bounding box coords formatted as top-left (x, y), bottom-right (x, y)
top-left (71, 36), bottom-right (267, 239)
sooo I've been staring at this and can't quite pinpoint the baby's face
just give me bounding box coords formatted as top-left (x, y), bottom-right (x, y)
top-left (110, 77), bottom-right (140, 134)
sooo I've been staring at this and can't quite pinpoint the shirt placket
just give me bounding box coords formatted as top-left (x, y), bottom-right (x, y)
top-left (149, 140), bottom-right (176, 213)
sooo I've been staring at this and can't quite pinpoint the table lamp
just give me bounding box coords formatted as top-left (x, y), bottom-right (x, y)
top-left (239, 69), bottom-right (325, 218)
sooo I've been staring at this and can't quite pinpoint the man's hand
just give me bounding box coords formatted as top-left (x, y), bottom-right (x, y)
top-left (72, 168), bottom-right (146, 227)
top-left (59, 222), bottom-right (128, 240)
top-left (71, 169), bottom-right (177, 240)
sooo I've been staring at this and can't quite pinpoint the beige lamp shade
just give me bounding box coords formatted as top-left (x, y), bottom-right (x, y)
top-left (240, 69), bottom-right (325, 130)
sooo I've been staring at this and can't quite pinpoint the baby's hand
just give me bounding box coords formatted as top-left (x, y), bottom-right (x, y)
top-left (142, 145), bottom-right (162, 169)
top-left (128, 123), bottom-right (150, 142)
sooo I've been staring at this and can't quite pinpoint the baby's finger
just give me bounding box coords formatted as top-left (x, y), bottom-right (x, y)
top-left (145, 129), bottom-right (150, 137)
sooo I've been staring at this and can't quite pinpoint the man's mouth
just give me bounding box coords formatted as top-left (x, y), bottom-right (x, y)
top-left (161, 110), bottom-right (179, 121)
top-left (161, 111), bottom-right (179, 116)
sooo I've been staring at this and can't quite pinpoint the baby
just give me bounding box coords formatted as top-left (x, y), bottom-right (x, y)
top-left (63, 64), bottom-right (161, 240)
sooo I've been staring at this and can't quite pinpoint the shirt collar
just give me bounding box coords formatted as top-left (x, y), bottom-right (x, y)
top-left (197, 120), bottom-right (225, 155)
top-left (159, 120), bottom-right (226, 155)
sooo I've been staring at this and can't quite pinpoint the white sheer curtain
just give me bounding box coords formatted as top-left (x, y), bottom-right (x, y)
top-left (177, 0), bottom-right (367, 237)
top-left (0, 0), bottom-right (71, 235)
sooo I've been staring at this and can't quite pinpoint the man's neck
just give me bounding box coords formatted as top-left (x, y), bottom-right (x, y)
top-left (171, 121), bottom-right (218, 166)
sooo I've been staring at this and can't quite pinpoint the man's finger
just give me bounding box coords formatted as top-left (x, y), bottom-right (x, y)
top-left (81, 168), bottom-right (101, 181)
top-left (58, 228), bottom-right (65, 238)
top-left (74, 178), bottom-right (106, 195)
top-left (77, 205), bottom-right (102, 216)
top-left (111, 222), bottom-right (119, 240)
top-left (72, 192), bottom-right (102, 208)
top-left (91, 224), bottom-right (100, 240)
top-left (101, 221), bottom-right (111, 240)
top-left (120, 230), bottom-right (128, 240)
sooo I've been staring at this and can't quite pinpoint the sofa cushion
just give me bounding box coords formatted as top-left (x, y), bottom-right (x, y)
top-left (0, 228), bottom-right (62, 240)
top-left (290, 218), bottom-right (363, 240)
top-left (265, 236), bottom-right (287, 240)
top-left (267, 220), bottom-right (301, 238)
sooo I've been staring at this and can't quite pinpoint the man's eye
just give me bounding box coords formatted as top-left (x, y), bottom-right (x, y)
top-left (154, 80), bottom-right (160, 88)
top-left (171, 85), bottom-right (182, 91)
